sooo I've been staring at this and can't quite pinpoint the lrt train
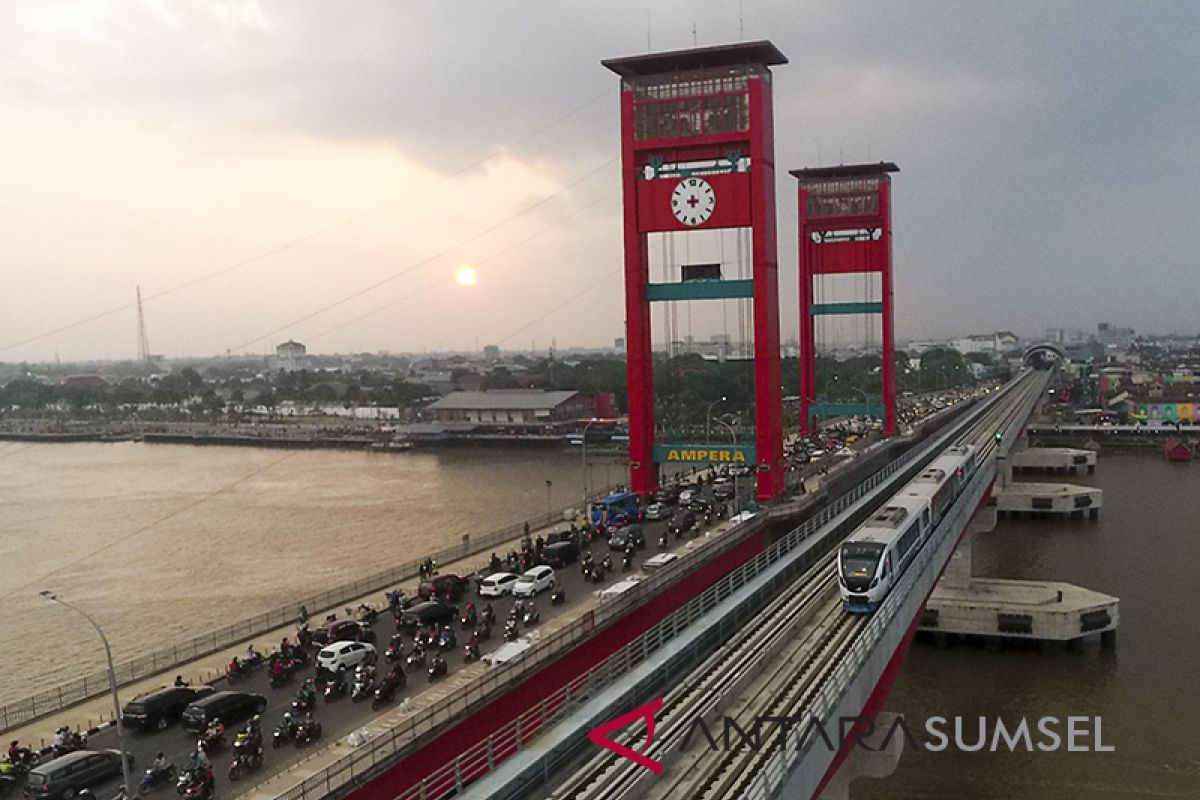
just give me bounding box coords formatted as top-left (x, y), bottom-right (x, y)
top-left (838, 445), bottom-right (978, 613)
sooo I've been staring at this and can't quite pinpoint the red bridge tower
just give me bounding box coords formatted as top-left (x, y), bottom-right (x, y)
top-left (602, 41), bottom-right (789, 502)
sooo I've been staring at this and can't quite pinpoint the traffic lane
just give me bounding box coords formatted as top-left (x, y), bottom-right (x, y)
top-left (78, 512), bottom-right (732, 798)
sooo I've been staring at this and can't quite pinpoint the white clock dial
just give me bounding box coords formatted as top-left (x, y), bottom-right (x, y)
top-left (670, 177), bottom-right (716, 227)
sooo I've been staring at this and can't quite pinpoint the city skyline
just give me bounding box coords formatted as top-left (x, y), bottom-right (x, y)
top-left (2, 2), bottom-right (1197, 362)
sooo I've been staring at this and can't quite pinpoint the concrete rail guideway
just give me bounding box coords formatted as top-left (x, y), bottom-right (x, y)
top-left (516, 371), bottom-right (1049, 800)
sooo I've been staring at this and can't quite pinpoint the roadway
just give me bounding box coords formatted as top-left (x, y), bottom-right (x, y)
top-left (60, 481), bottom-right (751, 800)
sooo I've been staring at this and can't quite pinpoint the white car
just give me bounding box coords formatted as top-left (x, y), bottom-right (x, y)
top-left (478, 572), bottom-right (519, 597)
top-left (316, 640), bottom-right (375, 673)
top-left (678, 488), bottom-right (697, 505)
top-left (644, 502), bottom-right (671, 521)
top-left (511, 566), bottom-right (555, 597)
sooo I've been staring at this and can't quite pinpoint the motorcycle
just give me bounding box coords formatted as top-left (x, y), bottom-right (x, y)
top-left (522, 606), bottom-right (540, 626)
top-left (370, 673), bottom-right (405, 711)
top-left (622, 552), bottom-right (634, 572)
top-left (463, 639), bottom-right (481, 664)
top-left (384, 634), bottom-right (405, 662)
top-left (591, 565), bottom-right (607, 584)
top-left (355, 604), bottom-right (379, 624)
top-left (295, 623), bottom-right (313, 648)
top-left (291, 689), bottom-right (315, 713)
top-left (293, 716), bottom-right (322, 746)
top-left (404, 647), bottom-right (426, 672)
top-left (550, 588), bottom-right (566, 605)
top-left (52, 729), bottom-right (87, 758)
top-left (504, 621), bottom-right (519, 642)
top-left (437, 628), bottom-right (457, 651)
top-left (272, 723), bottom-right (294, 749)
top-left (475, 623), bottom-right (492, 642)
top-left (601, 555), bottom-right (614, 574)
top-left (351, 673), bottom-right (373, 703)
top-left (427, 657), bottom-right (448, 683)
top-left (460, 604), bottom-right (477, 629)
top-left (322, 672), bottom-right (347, 701)
top-left (227, 745), bottom-right (262, 782)
top-left (1, 762), bottom-right (34, 798)
top-left (137, 764), bottom-right (176, 796)
top-left (198, 728), bottom-right (224, 754)
top-left (658, 532), bottom-right (669, 549)
top-left (481, 605), bottom-right (496, 626)
top-left (178, 770), bottom-right (212, 800)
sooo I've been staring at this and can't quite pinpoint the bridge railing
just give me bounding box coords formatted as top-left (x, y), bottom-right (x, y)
top-left (271, 444), bottom-right (929, 800)
top-left (0, 481), bottom-right (630, 734)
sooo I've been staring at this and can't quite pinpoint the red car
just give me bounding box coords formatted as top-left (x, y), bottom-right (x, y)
top-left (418, 574), bottom-right (471, 601)
top-left (311, 619), bottom-right (376, 646)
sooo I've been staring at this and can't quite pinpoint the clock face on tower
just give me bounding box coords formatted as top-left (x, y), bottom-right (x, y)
top-left (671, 177), bottom-right (716, 227)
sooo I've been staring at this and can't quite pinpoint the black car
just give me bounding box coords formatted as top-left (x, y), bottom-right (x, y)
top-left (122, 684), bottom-right (214, 731)
top-left (668, 510), bottom-right (697, 533)
top-left (397, 601), bottom-right (457, 630)
top-left (654, 485), bottom-right (682, 504)
top-left (688, 497), bottom-right (714, 515)
top-left (607, 525), bottom-right (646, 551)
top-left (312, 619), bottom-right (376, 646)
top-left (24, 751), bottom-right (134, 800)
top-left (181, 690), bottom-right (267, 732)
top-left (538, 541), bottom-right (580, 568)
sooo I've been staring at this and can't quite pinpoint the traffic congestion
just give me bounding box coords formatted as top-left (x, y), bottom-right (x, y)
top-left (2, 473), bottom-right (754, 800)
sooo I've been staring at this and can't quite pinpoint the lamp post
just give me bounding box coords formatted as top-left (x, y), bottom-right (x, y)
top-left (714, 417), bottom-right (741, 513)
top-left (545, 479), bottom-right (553, 521)
top-left (580, 417), bottom-right (600, 511)
top-left (705, 396), bottom-right (727, 443)
top-left (40, 591), bottom-right (133, 798)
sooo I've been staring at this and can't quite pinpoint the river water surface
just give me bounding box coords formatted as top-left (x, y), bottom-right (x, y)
top-left (0, 440), bottom-right (625, 703)
top-left (857, 451), bottom-right (1199, 799)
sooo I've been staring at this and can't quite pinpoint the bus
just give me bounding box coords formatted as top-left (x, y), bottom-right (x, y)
top-left (590, 491), bottom-right (640, 528)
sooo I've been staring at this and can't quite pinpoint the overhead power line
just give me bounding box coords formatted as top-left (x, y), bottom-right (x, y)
top-left (495, 266), bottom-right (622, 346)
top-left (304, 187), bottom-right (620, 343)
top-left (225, 156), bottom-right (617, 354)
top-left (0, 87), bottom-right (609, 357)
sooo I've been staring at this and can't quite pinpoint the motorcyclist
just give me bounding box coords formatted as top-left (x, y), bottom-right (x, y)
top-left (280, 637), bottom-right (292, 659)
top-left (52, 728), bottom-right (67, 753)
top-left (174, 675), bottom-right (189, 688)
top-left (205, 718), bottom-right (224, 743)
top-left (246, 644), bottom-right (262, 662)
top-left (151, 752), bottom-right (168, 776)
top-left (430, 653), bottom-right (447, 674)
top-left (524, 602), bottom-right (538, 623)
top-left (277, 712), bottom-right (297, 738)
top-left (296, 678), bottom-right (316, 706)
top-left (190, 747), bottom-right (210, 773)
top-left (482, 602), bottom-right (495, 624)
top-left (7, 740), bottom-right (32, 764)
top-left (272, 658), bottom-right (285, 680)
top-left (227, 656), bottom-right (241, 676)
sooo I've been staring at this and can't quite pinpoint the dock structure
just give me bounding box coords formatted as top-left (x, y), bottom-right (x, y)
top-left (927, 501), bottom-right (1118, 649)
top-left (1010, 446), bottom-right (1096, 475)
top-left (923, 578), bottom-right (1119, 648)
top-left (991, 481), bottom-right (1102, 519)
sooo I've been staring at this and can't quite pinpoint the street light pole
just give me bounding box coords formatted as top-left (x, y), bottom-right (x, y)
top-left (580, 417), bottom-right (599, 512)
top-left (705, 396), bottom-right (727, 443)
top-left (714, 418), bottom-right (741, 513)
top-left (40, 591), bottom-right (133, 798)
top-left (545, 479), bottom-right (553, 521)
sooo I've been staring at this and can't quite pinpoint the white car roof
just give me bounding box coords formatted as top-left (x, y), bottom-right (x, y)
top-left (483, 572), bottom-right (517, 582)
top-left (520, 566), bottom-right (551, 579)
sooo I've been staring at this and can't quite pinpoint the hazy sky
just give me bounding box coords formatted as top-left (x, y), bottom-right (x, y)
top-left (2, 1), bottom-right (1197, 362)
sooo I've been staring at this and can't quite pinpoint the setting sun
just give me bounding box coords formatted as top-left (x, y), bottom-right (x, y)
top-left (455, 265), bottom-right (477, 287)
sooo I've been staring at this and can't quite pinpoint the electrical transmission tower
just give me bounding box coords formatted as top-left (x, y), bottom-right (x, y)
top-left (136, 286), bottom-right (152, 363)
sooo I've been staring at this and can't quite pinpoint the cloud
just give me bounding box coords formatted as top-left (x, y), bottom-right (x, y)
top-left (2, 0), bottom-right (1199, 361)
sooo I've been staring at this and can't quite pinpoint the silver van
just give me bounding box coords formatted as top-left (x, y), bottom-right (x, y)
top-left (24, 750), bottom-right (133, 800)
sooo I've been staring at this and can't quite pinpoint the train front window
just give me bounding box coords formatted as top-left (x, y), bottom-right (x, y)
top-left (841, 542), bottom-right (885, 581)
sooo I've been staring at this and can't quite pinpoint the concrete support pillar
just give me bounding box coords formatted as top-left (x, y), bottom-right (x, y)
top-left (817, 712), bottom-right (907, 800)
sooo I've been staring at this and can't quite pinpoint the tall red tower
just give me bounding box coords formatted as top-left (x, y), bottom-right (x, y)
top-left (792, 163), bottom-right (900, 436)
top-left (602, 42), bottom-right (788, 502)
